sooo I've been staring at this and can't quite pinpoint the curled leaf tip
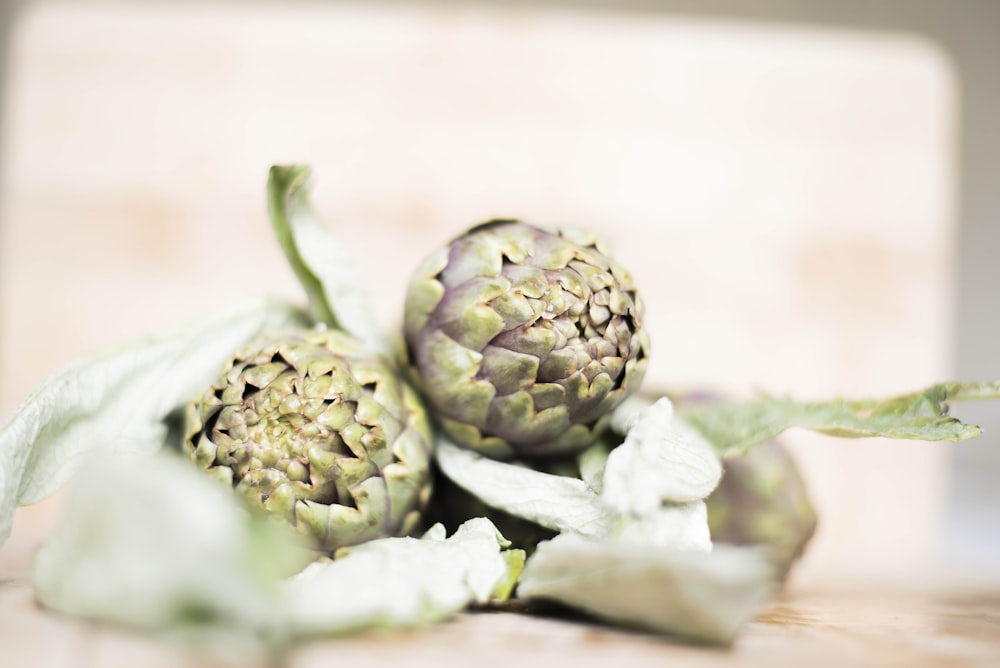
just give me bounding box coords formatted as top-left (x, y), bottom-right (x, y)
top-left (268, 164), bottom-right (312, 192)
top-left (266, 165), bottom-right (386, 352)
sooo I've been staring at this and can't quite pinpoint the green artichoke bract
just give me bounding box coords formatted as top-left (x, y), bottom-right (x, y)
top-left (184, 329), bottom-right (433, 553)
top-left (404, 220), bottom-right (649, 459)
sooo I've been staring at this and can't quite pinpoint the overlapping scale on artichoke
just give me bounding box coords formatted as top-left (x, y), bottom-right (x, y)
top-left (184, 330), bottom-right (433, 553)
top-left (404, 220), bottom-right (649, 458)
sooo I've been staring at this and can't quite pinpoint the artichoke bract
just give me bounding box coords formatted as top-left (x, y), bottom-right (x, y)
top-left (404, 220), bottom-right (649, 459)
top-left (184, 329), bottom-right (433, 553)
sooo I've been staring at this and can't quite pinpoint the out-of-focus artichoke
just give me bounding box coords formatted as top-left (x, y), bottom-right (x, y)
top-left (184, 329), bottom-right (433, 553)
top-left (403, 220), bottom-right (649, 459)
top-left (705, 439), bottom-right (817, 581)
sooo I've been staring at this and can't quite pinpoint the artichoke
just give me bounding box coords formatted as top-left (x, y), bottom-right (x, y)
top-left (705, 439), bottom-right (817, 580)
top-left (403, 220), bottom-right (649, 459)
top-left (184, 329), bottom-right (433, 553)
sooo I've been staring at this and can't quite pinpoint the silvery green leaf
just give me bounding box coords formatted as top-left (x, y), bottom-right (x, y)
top-left (576, 439), bottom-right (612, 493)
top-left (267, 165), bottom-right (386, 353)
top-left (283, 518), bottom-right (519, 636)
top-left (494, 548), bottom-right (528, 601)
top-left (678, 381), bottom-right (1000, 458)
top-left (602, 398), bottom-right (722, 514)
top-left (946, 381), bottom-right (1000, 401)
top-left (434, 438), bottom-right (615, 537)
top-left (0, 298), bottom-right (309, 547)
top-left (436, 434), bottom-right (716, 551)
top-left (518, 533), bottom-right (775, 645)
top-left (608, 393), bottom-right (656, 435)
top-left (614, 501), bottom-right (711, 553)
top-left (33, 454), bottom-right (311, 641)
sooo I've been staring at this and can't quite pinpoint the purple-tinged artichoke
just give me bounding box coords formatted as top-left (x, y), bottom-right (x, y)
top-left (403, 220), bottom-right (649, 459)
top-left (705, 439), bottom-right (817, 580)
top-left (184, 329), bottom-right (433, 553)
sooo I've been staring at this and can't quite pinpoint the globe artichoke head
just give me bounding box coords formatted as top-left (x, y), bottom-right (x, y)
top-left (184, 330), bottom-right (433, 553)
top-left (404, 220), bottom-right (649, 459)
top-left (705, 439), bottom-right (817, 581)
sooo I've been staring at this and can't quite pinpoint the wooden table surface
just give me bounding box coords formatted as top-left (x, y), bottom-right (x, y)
top-left (4, 560), bottom-right (1000, 667)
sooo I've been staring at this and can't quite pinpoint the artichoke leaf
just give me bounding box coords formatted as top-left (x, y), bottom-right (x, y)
top-left (518, 533), bottom-right (775, 645)
top-left (0, 298), bottom-right (309, 547)
top-left (576, 438), bottom-right (612, 492)
top-left (283, 518), bottom-right (521, 636)
top-left (33, 453), bottom-right (522, 641)
top-left (677, 381), bottom-right (1000, 458)
top-left (614, 501), bottom-right (712, 553)
top-left (267, 164), bottom-right (386, 353)
top-left (435, 433), bottom-right (717, 553)
top-left (435, 438), bottom-right (615, 537)
top-left (33, 454), bottom-right (312, 642)
top-left (601, 397), bottom-right (722, 514)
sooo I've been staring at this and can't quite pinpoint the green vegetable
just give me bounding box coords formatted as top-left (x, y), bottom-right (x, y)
top-left (433, 397), bottom-right (757, 644)
top-left (33, 454), bottom-right (310, 644)
top-left (600, 397), bottom-right (721, 513)
top-left (425, 462), bottom-right (561, 556)
top-left (518, 534), bottom-right (774, 646)
top-left (0, 298), bottom-right (309, 547)
top-left (267, 165), bottom-right (386, 353)
top-left (435, 437), bottom-right (618, 538)
top-left (33, 453), bottom-right (520, 642)
top-left (6, 162), bottom-right (1000, 651)
top-left (705, 439), bottom-right (817, 580)
top-left (285, 518), bottom-right (524, 635)
top-left (434, 384), bottom-right (1000, 643)
top-left (185, 329), bottom-right (433, 553)
top-left (434, 397), bottom-right (722, 542)
top-left (403, 219), bottom-right (649, 459)
top-left (677, 381), bottom-right (1000, 458)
